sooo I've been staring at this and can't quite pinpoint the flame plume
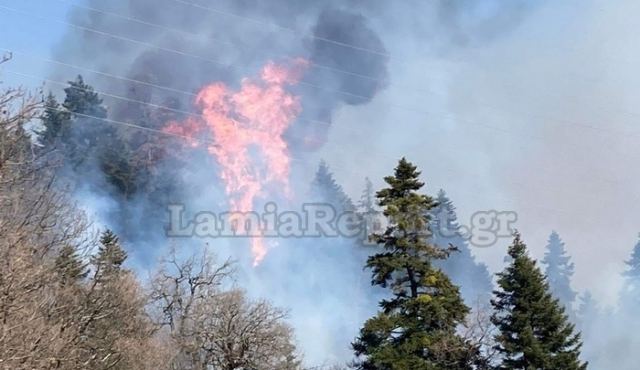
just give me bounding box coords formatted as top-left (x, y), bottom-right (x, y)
top-left (165, 59), bottom-right (308, 265)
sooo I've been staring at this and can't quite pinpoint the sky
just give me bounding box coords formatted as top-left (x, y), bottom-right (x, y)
top-left (1, 0), bottom-right (639, 311)
top-left (313, 0), bottom-right (640, 307)
top-left (0, 0), bottom-right (72, 87)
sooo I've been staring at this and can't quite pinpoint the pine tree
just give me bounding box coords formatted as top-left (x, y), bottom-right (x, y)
top-left (39, 92), bottom-right (70, 147)
top-left (357, 177), bottom-right (381, 245)
top-left (310, 160), bottom-right (355, 213)
top-left (352, 158), bottom-right (480, 370)
top-left (357, 177), bottom-right (376, 214)
top-left (491, 232), bottom-right (587, 370)
top-left (576, 291), bottom-right (598, 328)
top-left (54, 245), bottom-right (88, 285)
top-left (61, 75), bottom-right (110, 168)
top-left (620, 236), bottom-right (640, 307)
top-left (541, 231), bottom-right (577, 313)
top-left (430, 190), bottom-right (493, 305)
top-left (63, 75), bottom-right (107, 121)
top-left (92, 229), bottom-right (127, 281)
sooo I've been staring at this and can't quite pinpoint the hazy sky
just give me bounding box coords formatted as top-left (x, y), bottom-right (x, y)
top-left (313, 0), bottom-right (640, 307)
top-left (0, 0), bottom-right (71, 86)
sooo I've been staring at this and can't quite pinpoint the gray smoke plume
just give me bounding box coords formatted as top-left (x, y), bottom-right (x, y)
top-left (46, 0), bottom-right (546, 365)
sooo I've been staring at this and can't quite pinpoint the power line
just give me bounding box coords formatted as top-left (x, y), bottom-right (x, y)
top-left (1, 3), bottom-right (637, 140)
top-left (45, 0), bottom-right (640, 133)
top-left (52, 0), bottom-right (386, 84)
top-left (5, 47), bottom-right (639, 176)
top-left (0, 5), bottom-right (637, 185)
top-left (0, 1), bottom-right (549, 139)
top-left (0, 3), bottom-right (373, 104)
top-left (8, 69), bottom-right (206, 121)
top-left (40, 104), bottom-right (210, 144)
top-left (2, 69), bottom-right (505, 193)
top-left (169, 0), bottom-right (389, 58)
top-left (1, 4), bottom-right (635, 228)
top-left (0, 48), bottom-right (517, 138)
top-left (2, 72), bottom-right (629, 218)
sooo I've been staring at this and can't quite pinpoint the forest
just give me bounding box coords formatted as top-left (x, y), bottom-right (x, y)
top-left (2, 65), bottom-right (640, 369)
top-left (1, 0), bottom-right (639, 369)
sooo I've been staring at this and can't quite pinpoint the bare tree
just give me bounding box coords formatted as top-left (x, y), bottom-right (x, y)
top-left (149, 248), bottom-right (302, 370)
top-left (149, 247), bottom-right (235, 369)
top-left (461, 301), bottom-right (499, 369)
top-left (192, 289), bottom-right (301, 370)
top-left (0, 65), bottom-right (166, 369)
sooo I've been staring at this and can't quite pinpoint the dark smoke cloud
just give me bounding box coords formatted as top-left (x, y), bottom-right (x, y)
top-left (291, 7), bottom-right (389, 151)
top-left (47, 0), bottom-right (543, 364)
top-left (48, 0), bottom-right (392, 249)
top-left (54, 0), bottom-right (389, 154)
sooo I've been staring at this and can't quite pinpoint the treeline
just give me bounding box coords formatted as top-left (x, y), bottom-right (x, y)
top-left (0, 80), bottom-right (300, 369)
top-left (3, 69), bottom-right (640, 369)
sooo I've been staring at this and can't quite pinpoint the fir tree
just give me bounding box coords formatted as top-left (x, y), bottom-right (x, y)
top-left (541, 231), bottom-right (577, 313)
top-left (357, 177), bottom-right (381, 245)
top-left (576, 291), bottom-right (598, 327)
top-left (63, 75), bottom-right (107, 121)
top-left (310, 161), bottom-right (355, 213)
top-left (91, 229), bottom-right (127, 281)
top-left (430, 190), bottom-right (493, 305)
top-left (491, 232), bottom-right (587, 370)
top-left (54, 245), bottom-right (88, 285)
top-left (100, 131), bottom-right (138, 197)
top-left (620, 236), bottom-right (640, 307)
top-left (352, 158), bottom-right (480, 370)
top-left (39, 92), bottom-right (70, 147)
top-left (357, 177), bottom-right (376, 214)
top-left (61, 75), bottom-right (110, 168)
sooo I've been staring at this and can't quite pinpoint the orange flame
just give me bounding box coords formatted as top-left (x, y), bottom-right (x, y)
top-left (165, 59), bottom-right (308, 266)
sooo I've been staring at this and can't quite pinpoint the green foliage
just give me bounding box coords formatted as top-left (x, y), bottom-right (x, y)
top-left (352, 158), bottom-right (480, 370)
top-left (61, 75), bottom-right (111, 169)
top-left (491, 232), bottom-right (587, 370)
top-left (39, 92), bottom-right (70, 147)
top-left (62, 75), bottom-right (107, 119)
top-left (39, 76), bottom-right (168, 199)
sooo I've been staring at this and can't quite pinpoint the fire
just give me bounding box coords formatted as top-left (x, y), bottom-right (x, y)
top-left (165, 59), bottom-right (308, 266)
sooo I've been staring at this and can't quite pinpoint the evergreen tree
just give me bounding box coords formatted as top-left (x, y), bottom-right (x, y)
top-left (541, 231), bottom-right (577, 313)
top-left (311, 161), bottom-right (355, 213)
top-left (352, 158), bottom-right (480, 370)
top-left (430, 190), bottom-right (493, 305)
top-left (620, 236), bottom-right (640, 307)
top-left (54, 245), bottom-right (88, 285)
top-left (91, 229), bottom-right (127, 281)
top-left (39, 92), bottom-right (70, 147)
top-left (357, 177), bottom-right (381, 245)
top-left (100, 130), bottom-right (138, 197)
top-left (61, 75), bottom-right (110, 168)
top-left (576, 291), bottom-right (598, 328)
top-left (63, 75), bottom-right (107, 122)
top-left (357, 177), bottom-right (376, 214)
top-left (491, 232), bottom-right (587, 370)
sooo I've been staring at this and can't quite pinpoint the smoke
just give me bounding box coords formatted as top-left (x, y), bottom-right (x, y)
top-left (314, 0), bottom-right (640, 367)
top-left (42, 0), bottom-right (590, 366)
